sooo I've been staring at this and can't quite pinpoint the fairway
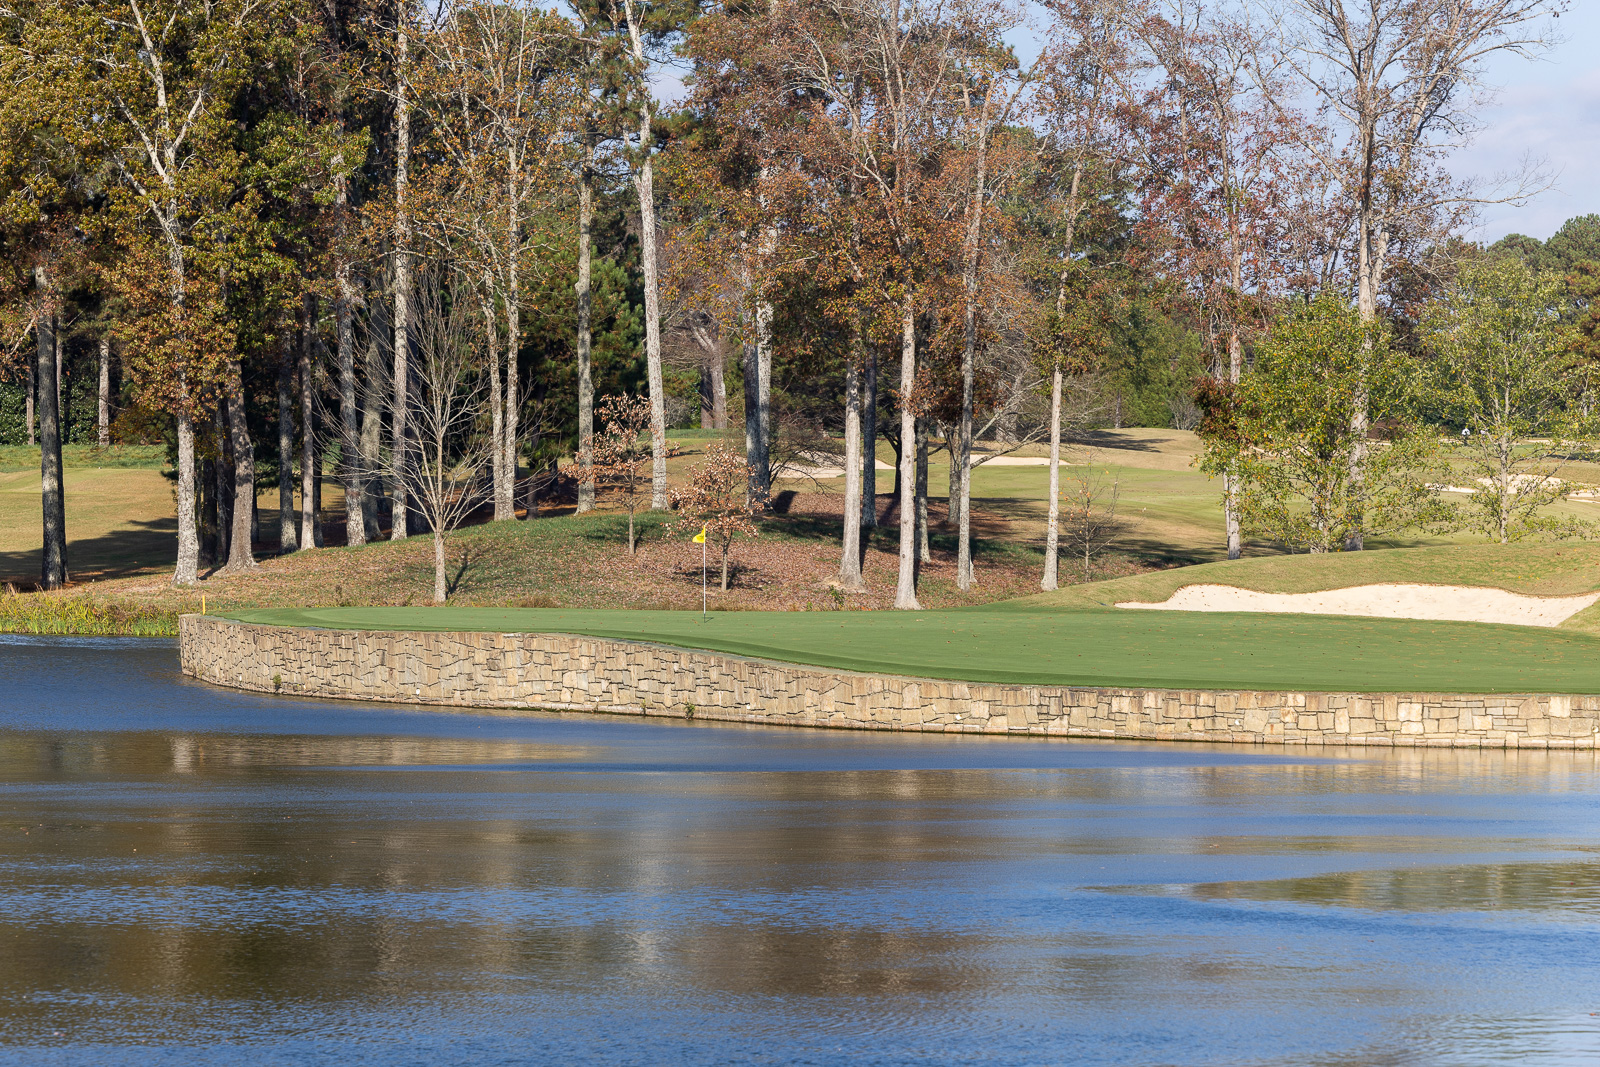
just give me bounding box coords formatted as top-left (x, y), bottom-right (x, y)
top-left (226, 605), bottom-right (1600, 694)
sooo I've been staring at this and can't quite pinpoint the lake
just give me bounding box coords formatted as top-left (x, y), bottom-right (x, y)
top-left (1, 635), bottom-right (1597, 1065)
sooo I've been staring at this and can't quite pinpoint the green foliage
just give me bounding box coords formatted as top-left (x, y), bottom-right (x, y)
top-left (1492, 215), bottom-right (1600, 274)
top-left (1423, 257), bottom-right (1588, 542)
top-left (1096, 303), bottom-right (1203, 428)
top-left (1203, 294), bottom-right (1445, 552)
top-left (0, 594), bottom-right (175, 636)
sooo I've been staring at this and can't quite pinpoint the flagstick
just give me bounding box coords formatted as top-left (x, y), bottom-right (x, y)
top-left (701, 536), bottom-right (707, 619)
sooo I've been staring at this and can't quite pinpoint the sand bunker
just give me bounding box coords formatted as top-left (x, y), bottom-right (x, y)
top-left (1117, 583), bottom-right (1600, 627)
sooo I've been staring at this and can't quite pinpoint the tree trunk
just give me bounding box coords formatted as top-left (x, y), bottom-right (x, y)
top-left (97, 338), bottom-right (110, 449)
top-left (839, 348), bottom-right (865, 589)
top-left (1225, 328), bottom-right (1242, 560)
top-left (34, 273), bottom-right (66, 590)
top-left (300, 307), bottom-right (318, 550)
top-left (957, 99), bottom-right (989, 590)
top-left (391, 15), bottom-right (412, 541)
top-left (433, 529), bottom-right (447, 603)
top-left (915, 418), bottom-right (930, 564)
top-left (636, 145), bottom-right (668, 511)
top-left (940, 447), bottom-right (953, 543)
top-left (174, 415), bottom-right (199, 588)
top-left (278, 334), bottom-right (298, 552)
top-left (893, 303), bottom-right (920, 610)
top-left (754, 278), bottom-right (774, 505)
top-left (54, 328), bottom-right (63, 438)
top-left (1347, 202), bottom-right (1383, 553)
top-left (223, 360), bottom-right (257, 571)
top-left (711, 355), bottom-right (726, 429)
top-left (498, 187), bottom-right (520, 523)
top-left (162, 231), bottom-right (200, 586)
top-left (214, 403), bottom-right (232, 566)
top-left (576, 141), bottom-right (595, 514)
top-left (743, 329), bottom-right (764, 504)
top-left (200, 454), bottom-right (216, 568)
top-left (488, 305), bottom-right (506, 517)
top-left (361, 294), bottom-right (387, 542)
top-left (311, 417), bottom-right (324, 548)
top-left (862, 346), bottom-right (877, 528)
top-left (720, 543), bottom-right (730, 591)
top-left (336, 266), bottom-right (365, 548)
top-left (1042, 363), bottom-right (1062, 591)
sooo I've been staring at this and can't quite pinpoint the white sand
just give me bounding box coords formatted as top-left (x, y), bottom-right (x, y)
top-left (1116, 583), bottom-right (1600, 627)
top-left (777, 452), bottom-right (897, 479)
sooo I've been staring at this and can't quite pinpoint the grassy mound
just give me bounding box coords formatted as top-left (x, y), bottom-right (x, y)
top-left (1004, 542), bottom-right (1600, 608)
top-left (226, 604), bottom-right (1600, 694)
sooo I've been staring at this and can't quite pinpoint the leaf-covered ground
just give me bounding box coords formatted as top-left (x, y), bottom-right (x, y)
top-left (52, 494), bottom-right (1151, 627)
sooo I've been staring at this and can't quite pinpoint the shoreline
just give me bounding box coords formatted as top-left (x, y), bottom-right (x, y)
top-left (179, 614), bottom-right (1600, 749)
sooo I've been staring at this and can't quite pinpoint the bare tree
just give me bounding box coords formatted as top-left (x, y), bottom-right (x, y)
top-left (1267, 0), bottom-right (1565, 548)
top-left (614, 0), bottom-right (672, 510)
top-left (1036, 0), bottom-right (1139, 591)
top-left (408, 277), bottom-right (496, 602)
top-left (1136, 0), bottom-right (1303, 560)
top-left (1059, 465), bottom-right (1121, 580)
top-left (411, 0), bottom-right (578, 522)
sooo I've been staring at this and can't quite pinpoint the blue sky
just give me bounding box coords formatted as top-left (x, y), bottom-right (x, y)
top-left (1459, 3), bottom-right (1600, 242)
top-left (655, 3), bottom-right (1593, 244)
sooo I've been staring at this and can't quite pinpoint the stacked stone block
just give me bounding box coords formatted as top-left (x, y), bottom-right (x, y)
top-left (178, 615), bottom-right (1600, 748)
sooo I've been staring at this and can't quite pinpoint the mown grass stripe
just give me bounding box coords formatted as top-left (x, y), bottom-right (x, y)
top-left (224, 605), bottom-right (1600, 694)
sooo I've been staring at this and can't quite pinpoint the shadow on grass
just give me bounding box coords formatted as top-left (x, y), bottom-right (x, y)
top-left (669, 559), bottom-right (775, 591)
top-left (0, 517), bottom-right (177, 583)
top-left (1065, 430), bottom-right (1164, 453)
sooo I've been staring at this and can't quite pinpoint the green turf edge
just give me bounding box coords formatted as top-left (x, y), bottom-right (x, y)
top-left (215, 605), bottom-right (1600, 695)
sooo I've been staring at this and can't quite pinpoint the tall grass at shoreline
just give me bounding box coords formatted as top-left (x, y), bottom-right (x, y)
top-left (0, 594), bottom-right (177, 636)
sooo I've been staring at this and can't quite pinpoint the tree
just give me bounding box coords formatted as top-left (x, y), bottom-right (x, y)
top-left (1271, 0), bottom-right (1565, 549)
top-left (1204, 293), bottom-right (1442, 552)
top-left (780, 0), bottom-right (969, 610)
top-left (670, 441), bottom-right (761, 590)
top-left (1424, 257), bottom-right (1584, 542)
top-left (1036, 259), bottom-right (1124, 583)
top-left (948, 10), bottom-right (1031, 591)
top-left (1060, 466), bottom-right (1120, 580)
top-left (1035, 0), bottom-right (1137, 591)
top-left (604, 0), bottom-right (693, 511)
top-left (42, 0), bottom-right (289, 584)
top-left (584, 390), bottom-right (652, 552)
top-left (412, 0), bottom-right (579, 523)
top-left (0, 3), bottom-right (98, 588)
top-left (1135, 0), bottom-right (1300, 559)
top-left (387, 274), bottom-right (497, 602)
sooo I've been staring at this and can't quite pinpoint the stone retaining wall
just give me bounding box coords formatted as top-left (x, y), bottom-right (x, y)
top-left (179, 614), bottom-right (1600, 748)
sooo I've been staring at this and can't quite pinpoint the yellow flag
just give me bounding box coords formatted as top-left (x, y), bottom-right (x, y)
top-left (692, 525), bottom-right (707, 544)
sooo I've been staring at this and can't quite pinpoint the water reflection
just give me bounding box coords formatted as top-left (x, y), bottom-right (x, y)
top-left (0, 637), bottom-right (1597, 1065)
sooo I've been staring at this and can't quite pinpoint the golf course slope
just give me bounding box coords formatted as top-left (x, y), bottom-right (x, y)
top-left (224, 545), bottom-right (1600, 695)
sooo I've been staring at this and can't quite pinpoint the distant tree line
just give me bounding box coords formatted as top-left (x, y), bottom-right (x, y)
top-left (0, 0), bottom-right (1578, 601)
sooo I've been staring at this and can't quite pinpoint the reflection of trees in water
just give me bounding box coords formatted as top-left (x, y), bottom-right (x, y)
top-left (0, 732), bottom-right (597, 776)
top-left (3, 730), bottom-right (1598, 1041)
top-left (1190, 861), bottom-right (1600, 915)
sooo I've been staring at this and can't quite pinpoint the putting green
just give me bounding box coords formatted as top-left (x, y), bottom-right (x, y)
top-left (223, 606), bottom-right (1600, 694)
